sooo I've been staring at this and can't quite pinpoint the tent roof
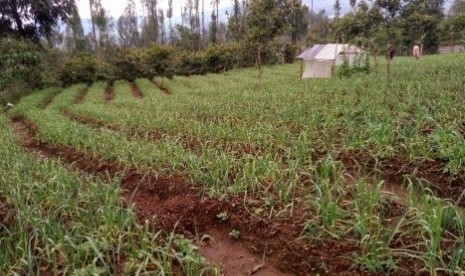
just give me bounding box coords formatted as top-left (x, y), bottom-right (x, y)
top-left (296, 44), bottom-right (364, 61)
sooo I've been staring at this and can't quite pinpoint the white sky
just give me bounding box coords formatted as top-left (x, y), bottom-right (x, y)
top-left (77, 0), bottom-right (233, 19)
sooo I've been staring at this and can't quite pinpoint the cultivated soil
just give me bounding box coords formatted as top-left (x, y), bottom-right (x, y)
top-left (75, 89), bottom-right (88, 104)
top-left (105, 86), bottom-right (115, 102)
top-left (11, 117), bottom-right (375, 275)
top-left (131, 83), bottom-right (143, 99)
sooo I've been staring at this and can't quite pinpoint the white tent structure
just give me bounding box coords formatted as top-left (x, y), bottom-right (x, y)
top-left (296, 44), bottom-right (365, 79)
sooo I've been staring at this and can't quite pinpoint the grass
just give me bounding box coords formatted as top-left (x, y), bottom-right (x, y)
top-left (3, 53), bottom-right (465, 274)
top-left (0, 114), bottom-right (209, 275)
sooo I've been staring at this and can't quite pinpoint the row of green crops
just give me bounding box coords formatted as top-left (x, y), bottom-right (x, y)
top-left (0, 112), bottom-right (210, 275)
top-left (7, 53), bottom-right (465, 274)
top-left (303, 157), bottom-right (465, 274)
top-left (65, 55), bottom-right (465, 174)
top-left (12, 84), bottom-right (305, 206)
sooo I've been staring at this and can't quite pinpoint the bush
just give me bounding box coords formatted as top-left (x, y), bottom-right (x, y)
top-left (175, 51), bottom-right (208, 76)
top-left (336, 53), bottom-right (371, 78)
top-left (0, 38), bottom-right (43, 89)
top-left (0, 37), bottom-right (44, 105)
top-left (204, 44), bottom-right (236, 73)
top-left (108, 48), bottom-right (146, 82)
top-left (59, 53), bottom-right (99, 84)
top-left (142, 44), bottom-right (174, 80)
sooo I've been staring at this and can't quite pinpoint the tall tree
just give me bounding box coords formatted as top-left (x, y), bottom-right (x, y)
top-left (400, 0), bottom-right (445, 53)
top-left (450, 0), bottom-right (465, 16)
top-left (307, 9), bottom-right (332, 44)
top-left (117, 0), bottom-right (139, 47)
top-left (334, 0), bottom-right (342, 18)
top-left (0, 0), bottom-right (76, 42)
top-left (289, 1), bottom-right (309, 45)
top-left (141, 0), bottom-right (159, 46)
top-left (167, 0), bottom-right (173, 44)
top-left (350, 0), bottom-right (357, 10)
top-left (210, 10), bottom-right (218, 44)
top-left (202, 0), bottom-right (205, 45)
top-left (228, 0), bottom-right (244, 41)
top-left (64, 5), bottom-right (89, 53)
top-left (89, 0), bottom-right (102, 67)
top-left (158, 8), bottom-right (166, 44)
top-left (245, 0), bottom-right (290, 80)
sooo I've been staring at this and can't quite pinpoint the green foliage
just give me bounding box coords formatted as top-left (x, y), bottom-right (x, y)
top-left (0, 37), bottom-right (44, 105)
top-left (0, 0), bottom-right (76, 41)
top-left (142, 44), bottom-right (174, 79)
top-left (59, 53), bottom-right (99, 85)
top-left (204, 44), bottom-right (236, 73)
top-left (176, 51), bottom-right (209, 76)
top-left (229, 229), bottom-right (240, 239)
top-left (337, 53), bottom-right (371, 78)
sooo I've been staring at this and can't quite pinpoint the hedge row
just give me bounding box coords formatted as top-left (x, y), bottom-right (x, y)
top-left (59, 41), bottom-right (297, 85)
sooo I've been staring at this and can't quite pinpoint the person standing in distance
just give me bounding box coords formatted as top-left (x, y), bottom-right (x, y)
top-left (413, 43), bottom-right (421, 60)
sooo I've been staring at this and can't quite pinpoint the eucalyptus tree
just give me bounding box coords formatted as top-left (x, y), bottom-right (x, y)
top-left (117, 0), bottom-right (140, 47)
top-left (0, 0), bottom-right (76, 42)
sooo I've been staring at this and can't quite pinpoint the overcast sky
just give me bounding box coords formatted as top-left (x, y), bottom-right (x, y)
top-left (76, 0), bottom-right (233, 19)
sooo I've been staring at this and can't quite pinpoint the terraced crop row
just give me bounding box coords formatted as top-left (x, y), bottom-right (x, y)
top-left (4, 54), bottom-right (465, 274)
top-left (0, 112), bottom-right (208, 275)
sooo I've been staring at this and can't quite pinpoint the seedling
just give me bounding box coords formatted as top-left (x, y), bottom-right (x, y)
top-left (216, 211), bottom-right (229, 222)
top-left (229, 229), bottom-right (240, 240)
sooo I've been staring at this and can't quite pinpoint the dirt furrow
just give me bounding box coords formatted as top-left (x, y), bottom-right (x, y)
top-left (10, 117), bottom-right (368, 275)
top-left (153, 80), bottom-right (171, 95)
top-left (105, 86), bottom-right (115, 102)
top-left (339, 151), bottom-right (465, 206)
top-left (131, 83), bottom-right (143, 99)
top-left (75, 89), bottom-right (88, 104)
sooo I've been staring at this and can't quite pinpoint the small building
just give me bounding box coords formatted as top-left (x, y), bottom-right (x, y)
top-left (296, 44), bottom-right (365, 79)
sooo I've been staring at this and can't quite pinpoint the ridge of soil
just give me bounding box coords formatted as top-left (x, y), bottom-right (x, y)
top-left (42, 94), bottom-right (58, 108)
top-left (0, 196), bottom-right (15, 230)
top-left (75, 89), bottom-right (88, 104)
top-left (153, 80), bottom-right (170, 95)
top-left (62, 111), bottom-right (275, 159)
top-left (131, 83), bottom-right (143, 99)
top-left (62, 111), bottom-right (163, 141)
top-left (338, 150), bottom-right (465, 206)
top-left (10, 116), bottom-right (373, 275)
top-left (105, 86), bottom-right (115, 102)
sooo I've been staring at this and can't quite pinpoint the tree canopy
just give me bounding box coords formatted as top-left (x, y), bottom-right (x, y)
top-left (0, 0), bottom-right (76, 42)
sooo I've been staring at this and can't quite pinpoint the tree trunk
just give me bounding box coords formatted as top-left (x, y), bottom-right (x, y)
top-left (10, 0), bottom-right (24, 33)
top-left (257, 44), bottom-right (263, 89)
top-left (169, 19), bottom-right (172, 45)
top-left (202, 0), bottom-right (205, 46)
top-left (216, 0), bottom-right (219, 40)
top-left (89, 0), bottom-right (102, 68)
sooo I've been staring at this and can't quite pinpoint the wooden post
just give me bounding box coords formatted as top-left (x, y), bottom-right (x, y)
top-left (300, 60), bottom-right (303, 80)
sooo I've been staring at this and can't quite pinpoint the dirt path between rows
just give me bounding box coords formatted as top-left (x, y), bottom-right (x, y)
top-left (75, 89), bottom-right (88, 104)
top-left (10, 117), bottom-right (370, 275)
top-left (153, 80), bottom-right (171, 95)
top-left (339, 151), bottom-right (465, 206)
top-left (131, 83), bottom-right (143, 99)
top-left (105, 86), bottom-right (115, 102)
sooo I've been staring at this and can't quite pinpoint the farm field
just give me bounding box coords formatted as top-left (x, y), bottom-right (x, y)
top-left (2, 54), bottom-right (465, 275)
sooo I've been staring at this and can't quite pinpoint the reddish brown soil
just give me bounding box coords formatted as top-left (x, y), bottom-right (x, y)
top-left (42, 94), bottom-right (56, 108)
top-left (62, 111), bottom-right (163, 141)
top-left (131, 83), bottom-right (143, 99)
top-left (75, 89), bottom-right (88, 104)
top-left (11, 117), bottom-right (374, 276)
top-left (339, 150), bottom-right (465, 206)
top-left (62, 111), bottom-right (271, 160)
top-left (153, 80), bottom-right (170, 95)
top-left (0, 196), bottom-right (15, 229)
top-left (105, 86), bottom-right (115, 102)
